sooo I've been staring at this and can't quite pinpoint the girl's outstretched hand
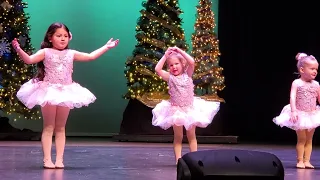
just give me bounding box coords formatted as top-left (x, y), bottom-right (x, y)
top-left (12, 38), bottom-right (20, 51)
top-left (106, 38), bottom-right (119, 49)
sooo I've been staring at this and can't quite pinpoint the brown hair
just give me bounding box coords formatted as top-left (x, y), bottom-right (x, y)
top-left (34, 22), bottom-right (71, 81)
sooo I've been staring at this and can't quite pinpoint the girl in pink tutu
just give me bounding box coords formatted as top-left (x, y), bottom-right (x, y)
top-left (11, 22), bottom-right (119, 169)
top-left (152, 46), bottom-right (220, 164)
top-left (273, 53), bottom-right (320, 169)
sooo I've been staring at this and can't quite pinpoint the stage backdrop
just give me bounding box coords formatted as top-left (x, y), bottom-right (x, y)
top-left (6, 0), bottom-right (219, 136)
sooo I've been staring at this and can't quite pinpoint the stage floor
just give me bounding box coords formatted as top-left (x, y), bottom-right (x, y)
top-left (0, 139), bottom-right (319, 180)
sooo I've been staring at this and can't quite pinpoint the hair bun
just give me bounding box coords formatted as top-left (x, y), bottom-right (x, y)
top-left (296, 53), bottom-right (308, 61)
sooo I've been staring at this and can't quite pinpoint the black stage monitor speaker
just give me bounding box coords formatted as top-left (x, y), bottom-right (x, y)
top-left (177, 149), bottom-right (284, 180)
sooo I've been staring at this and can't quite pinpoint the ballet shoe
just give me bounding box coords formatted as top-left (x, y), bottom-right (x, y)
top-left (43, 159), bottom-right (55, 169)
top-left (55, 159), bottom-right (65, 169)
top-left (304, 161), bottom-right (314, 169)
top-left (296, 161), bottom-right (305, 169)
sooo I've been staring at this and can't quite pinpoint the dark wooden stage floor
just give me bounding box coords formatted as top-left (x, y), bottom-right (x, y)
top-left (0, 138), bottom-right (319, 180)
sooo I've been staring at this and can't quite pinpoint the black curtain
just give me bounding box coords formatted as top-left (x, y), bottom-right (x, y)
top-left (218, 1), bottom-right (320, 143)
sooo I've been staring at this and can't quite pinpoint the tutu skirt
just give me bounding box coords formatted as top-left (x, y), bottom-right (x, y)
top-left (152, 97), bottom-right (220, 130)
top-left (17, 80), bottom-right (96, 109)
top-left (273, 104), bottom-right (320, 131)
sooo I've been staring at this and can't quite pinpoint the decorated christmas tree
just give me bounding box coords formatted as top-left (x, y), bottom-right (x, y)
top-left (124, 0), bottom-right (188, 107)
top-left (0, 0), bottom-right (40, 119)
top-left (191, 0), bottom-right (225, 102)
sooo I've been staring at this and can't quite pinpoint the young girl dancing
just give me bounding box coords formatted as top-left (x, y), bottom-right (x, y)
top-left (12, 22), bottom-right (119, 169)
top-left (152, 46), bottom-right (220, 164)
top-left (273, 53), bottom-right (320, 169)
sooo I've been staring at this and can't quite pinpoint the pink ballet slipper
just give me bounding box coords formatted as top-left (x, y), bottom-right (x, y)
top-left (304, 161), bottom-right (314, 169)
top-left (55, 159), bottom-right (64, 169)
top-left (43, 159), bottom-right (55, 169)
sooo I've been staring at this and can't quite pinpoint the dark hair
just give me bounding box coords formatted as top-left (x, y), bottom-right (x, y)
top-left (35, 22), bottom-right (71, 81)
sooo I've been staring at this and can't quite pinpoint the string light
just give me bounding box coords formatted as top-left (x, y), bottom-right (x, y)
top-left (191, 0), bottom-right (225, 102)
top-left (124, 0), bottom-right (188, 103)
top-left (0, 1), bottom-right (41, 119)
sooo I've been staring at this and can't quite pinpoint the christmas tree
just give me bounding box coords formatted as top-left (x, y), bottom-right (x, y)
top-left (191, 0), bottom-right (225, 102)
top-left (0, 0), bottom-right (40, 119)
top-left (124, 0), bottom-right (188, 107)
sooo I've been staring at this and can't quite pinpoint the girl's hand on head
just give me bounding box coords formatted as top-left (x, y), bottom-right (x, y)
top-left (11, 38), bottom-right (20, 51)
top-left (106, 38), bottom-right (119, 49)
top-left (164, 47), bottom-right (173, 57)
top-left (171, 46), bottom-right (182, 53)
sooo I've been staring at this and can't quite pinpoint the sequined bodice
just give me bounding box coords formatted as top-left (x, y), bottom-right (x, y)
top-left (296, 83), bottom-right (319, 112)
top-left (43, 48), bottom-right (74, 85)
top-left (168, 73), bottom-right (194, 106)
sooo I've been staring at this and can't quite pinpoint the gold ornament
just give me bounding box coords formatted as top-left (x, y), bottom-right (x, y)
top-left (136, 32), bottom-right (166, 49)
top-left (137, 92), bottom-right (170, 108)
top-left (198, 94), bottom-right (225, 103)
top-left (136, 68), bottom-right (156, 77)
top-left (126, 54), bottom-right (158, 65)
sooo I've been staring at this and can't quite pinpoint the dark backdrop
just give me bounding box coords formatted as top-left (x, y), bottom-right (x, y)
top-left (218, 1), bottom-right (320, 143)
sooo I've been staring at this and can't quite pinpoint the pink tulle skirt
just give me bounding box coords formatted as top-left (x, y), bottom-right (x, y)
top-left (152, 97), bottom-right (220, 130)
top-left (273, 104), bottom-right (320, 131)
top-left (17, 80), bottom-right (96, 109)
